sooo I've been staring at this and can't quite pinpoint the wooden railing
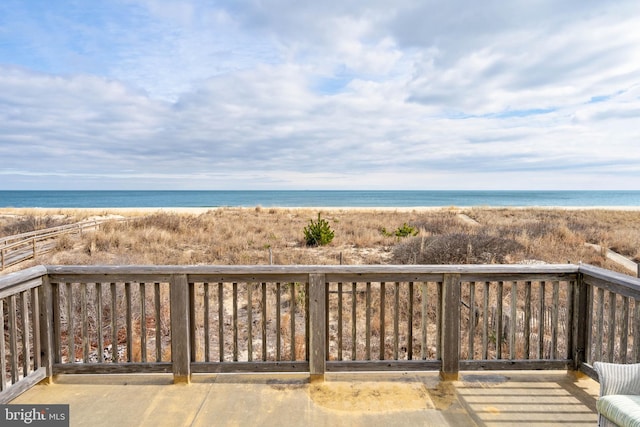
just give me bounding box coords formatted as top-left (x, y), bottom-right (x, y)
top-left (0, 220), bottom-right (111, 271)
top-left (1, 263), bottom-right (640, 402)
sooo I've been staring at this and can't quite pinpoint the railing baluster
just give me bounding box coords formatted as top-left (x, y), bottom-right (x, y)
top-left (233, 283), bottom-right (238, 362)
top-left (380, 281), bottom-right (386, 360)
top-left (218, 282), bottom-right (224, 362)
top-left (262, 282), bottom-right (267, 361)
top-left (289, 282), bottom-right (295, 361)
top-left (81, 283), bottom-right (88, 363)
top-left (607, 292), bottom-right (616, 363)
top-left (408, 282), bottom-right (414, 360)
top-left (8, 295), bottom-right (18, 383)
top-left (524, 281), bottom-right (531, 360)
top-left (482, 281), bottom-right (489, 360)
top-left (21, 290), bottom-right (31, 377)
top-left (125, 283), bottom-right (133, 362)
top-left (538, 281), bottom-right (546, 359)
top-left (337, 282), bottom-right (343, 361)
top-left (510, 282), bottom-right (517, 360)
top-left (621, 296), bottom-right (629, 363)
top-left (66, 283), bottom-right (74, 364)
top-left (551, 281), bottom-right (559, 360)
top-left (276, 283), bottom-right (281, 361)
top-left (203, 283), bottom-right (210, 362)
top-left (0, 299), bottom-right (6, 390)
top-left (351, 282), bottom-right (357, 361)
top-left (140, 282), bottom-right (147, 363)
top-left (247, 283), bottom-right (253, 362)
top-left (421, 282), bottom-right (428, 360)
top-left (634, 300), bottom-right (640, 362)
top-left (394, 282), bottom-right (399, 360)
top-left (111, 283), bottom-right (118, 363)
top-left (97, 283), bottom-right (104, 363)
top-left (496, 281), bottom-right (503, 359)
top-left (595, 287), bottom-right (604, 362)
top-left (468, 281), bottom-right (475, 360)
top-left (31, 286), bottom-right (41, 369)
top-left (366, 282), bottom-right (371, 361)
top-left (154, 283), bottom-right (161, 362)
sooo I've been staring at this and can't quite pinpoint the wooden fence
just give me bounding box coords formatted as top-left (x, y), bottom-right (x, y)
top-left (0, 220), bottom-right (110, 271)
top-left (1, 263), bottom-right (640, 402)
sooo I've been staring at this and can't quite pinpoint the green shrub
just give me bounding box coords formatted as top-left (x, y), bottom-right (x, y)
top-left (303, 213), bottom-right (334, 246)
top-left (381, 223), bottom-right (419, 238)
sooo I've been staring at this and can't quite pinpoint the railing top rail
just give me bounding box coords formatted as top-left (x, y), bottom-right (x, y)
top-left (0, 265), bottom-right (47, 289)
top-left (44, 263), bottom-right (580, 276)
top-left (579, 263), bottom-right (640, 299)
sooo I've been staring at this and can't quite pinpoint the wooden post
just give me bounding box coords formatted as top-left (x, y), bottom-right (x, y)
top-left (38, 275), bottom-right (54, 383)
top-left (171, 274), bottom-right (191, 384)
top-left (309, 273), bottom-right (326, 382)
top-left (1, 248), bottom-right (4, 270)
top-left (440, 273), bottom-right (460, 381)
top-left (573, 273), bottom-right (589, 371)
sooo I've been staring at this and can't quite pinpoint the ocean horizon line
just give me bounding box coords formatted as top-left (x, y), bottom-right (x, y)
top-left (1, 190), bottom-right (640, 209)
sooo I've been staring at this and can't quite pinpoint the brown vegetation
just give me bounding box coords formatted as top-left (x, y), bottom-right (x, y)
top-left (2, 207), bottom-right (639, 274)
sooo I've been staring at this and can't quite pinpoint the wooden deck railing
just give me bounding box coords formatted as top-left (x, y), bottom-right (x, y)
top-left (1, 263), bottom-right (640, 401)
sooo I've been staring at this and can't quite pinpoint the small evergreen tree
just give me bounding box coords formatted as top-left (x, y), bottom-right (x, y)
top-left (303, 213), bottom-right (334, 246)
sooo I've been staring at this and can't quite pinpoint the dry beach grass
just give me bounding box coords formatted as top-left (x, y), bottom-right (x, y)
top-left (1, 206), bottom-right (639, 273)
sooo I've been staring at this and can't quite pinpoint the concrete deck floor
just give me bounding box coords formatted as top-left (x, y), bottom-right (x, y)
top-left (11, 371), bottom-right (600, 427)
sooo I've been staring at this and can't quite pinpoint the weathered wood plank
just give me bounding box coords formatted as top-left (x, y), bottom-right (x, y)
top-left (327, 360), bottom-right (441, 372)
top-left (524, 281), bottom-right (531, 359)
top-left (191, 361), bottom-right (309, 374)
top-left (233, 282), bottom-right (238, 362)
top-left (111, 283), bottom-right (118, 363)
top-left (621, 296), bottom-right (629, 363)
top-left (170, 274), bottom-right (191, 383)
top-left (468, 281), bottom-right (476, 360)
top-left (140, 283), bottom-right (147, 363)
top-left (595, 287), bottom-right (604, 362)
top-left (337, 282), bottom-right (343, 361)
top-left (9, 294), bottom-right (18, 383)
top-left (309, 273), bottom-right (326, 378)
top-left (0, 299), bottom-right (6, 391)
top-left (21, 290), bottom-right (31, 377)
top-left (218, 282), bottom-right (224, 362)
top-left (154, 282), bottom-right (161, 362)
top-left (440, 273), bottom-right (460, 380)
top-left (482, 282), bottom-right (489, 360)
top-left (380, 281), bottom-right (386, 360)
top-left (408, 282), bottom-right (414, 360)
top-left (607, 291), bottom-right (616, 362)
top-left (0, 367), bottom-right (47, 404)
top-left (460, 359), bottom-right (571, 370)
top-left (366, 282), bottom-right (371, 361)
top-left (276, 283), bottom-right (281, 361)
top-left (351, 282), bottom-right (357, 361)
top-left (96, 283), bottom-right (104, 363)
top-left (53, 363), bottom-right (172, 375)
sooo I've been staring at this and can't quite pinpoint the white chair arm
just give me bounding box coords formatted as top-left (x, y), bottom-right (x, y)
top-left (595, 362), bottom-right (640, 396)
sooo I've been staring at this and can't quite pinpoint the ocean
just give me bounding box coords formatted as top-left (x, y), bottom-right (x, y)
top-left (1, 190), bottom-right (640, 208)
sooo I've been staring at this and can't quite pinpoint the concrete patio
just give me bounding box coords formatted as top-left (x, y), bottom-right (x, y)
top-left (11, 370), bottom-right (599, 427)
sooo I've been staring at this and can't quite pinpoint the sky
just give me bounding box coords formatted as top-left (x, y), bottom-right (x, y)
top-left (1, 0), bottom-right (640, 190)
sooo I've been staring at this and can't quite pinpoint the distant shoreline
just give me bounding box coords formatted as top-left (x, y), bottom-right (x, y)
top-left (3, 205), bottom-right (640, 215)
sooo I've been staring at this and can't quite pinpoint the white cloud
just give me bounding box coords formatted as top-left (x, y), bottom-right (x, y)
top-left (0, 0), bottom-right (639, 190)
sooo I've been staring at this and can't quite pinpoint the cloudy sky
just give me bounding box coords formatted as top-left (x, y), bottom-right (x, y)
top-left (1, 0), bottom-right (639, 190)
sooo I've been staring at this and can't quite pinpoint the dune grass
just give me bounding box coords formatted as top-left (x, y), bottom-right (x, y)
top-left (1, 207), bottom-right (639, 274)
